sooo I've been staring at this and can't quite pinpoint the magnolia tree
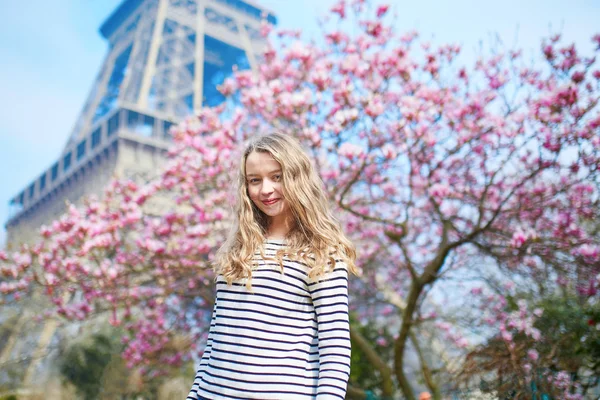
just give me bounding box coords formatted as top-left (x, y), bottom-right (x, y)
top-left (1, 0), bottom-right (600, 398)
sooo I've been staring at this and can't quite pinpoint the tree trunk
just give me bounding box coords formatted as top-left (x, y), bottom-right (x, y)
top-left (394, 281), bottom-right (422, 400)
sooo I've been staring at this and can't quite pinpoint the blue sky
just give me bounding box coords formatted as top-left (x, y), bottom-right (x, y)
top-left (0, 0), bottom-right (598, 247)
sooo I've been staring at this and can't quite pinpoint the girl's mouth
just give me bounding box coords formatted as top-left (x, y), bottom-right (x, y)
top-left (262, 198), bottom-right (280, 206)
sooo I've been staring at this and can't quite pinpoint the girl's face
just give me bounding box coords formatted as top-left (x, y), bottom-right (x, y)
top-left (245, 151), bottom-right (293, 224)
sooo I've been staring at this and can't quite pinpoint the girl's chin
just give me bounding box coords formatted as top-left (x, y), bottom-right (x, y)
top-left (262, 205), bottom-right (289, 219)
top-left (263, 210), bottom-right (283, 217)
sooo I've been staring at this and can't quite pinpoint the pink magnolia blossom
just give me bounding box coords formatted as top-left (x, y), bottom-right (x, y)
top-left (527, 349), bottom-right (539, 361)
top-left (376, 4), bottom-right (389, 18)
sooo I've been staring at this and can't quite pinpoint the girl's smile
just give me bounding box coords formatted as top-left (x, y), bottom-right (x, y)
top-left (262, 198), bottom-right (280, 206)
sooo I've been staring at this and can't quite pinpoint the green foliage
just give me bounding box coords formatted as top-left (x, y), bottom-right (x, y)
top-left (0, 395), bottom-right (18, 400)
top-left (349, 312), bottom-right (395, 395)
top-left (59, 333), bottom-right (119, 400)
top-left (533, 294), bottom-right (600, 381)
top-left (584, 303), bottom-right (600, 371)
top-left (464, 291), bottom-right (600, 397)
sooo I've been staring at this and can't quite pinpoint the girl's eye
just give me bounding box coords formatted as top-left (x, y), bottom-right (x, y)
top-left (248, 178), bottom-right (260, 184)
top-left (273, 175), bottom-right (282, 182)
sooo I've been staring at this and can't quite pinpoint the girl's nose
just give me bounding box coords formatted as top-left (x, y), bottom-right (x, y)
top-left (261, 180), bottom-right (274, 196)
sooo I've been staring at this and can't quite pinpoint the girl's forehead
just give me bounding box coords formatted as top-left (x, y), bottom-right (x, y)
top-left (246, 151), bottom-right (281, 171)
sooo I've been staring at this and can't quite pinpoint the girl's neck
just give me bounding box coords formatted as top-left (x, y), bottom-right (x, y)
top-left (266, 215), bottom-right (295, 240)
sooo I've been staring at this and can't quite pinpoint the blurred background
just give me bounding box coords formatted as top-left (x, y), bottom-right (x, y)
top-left (1, 1), bottom-right (599, 399)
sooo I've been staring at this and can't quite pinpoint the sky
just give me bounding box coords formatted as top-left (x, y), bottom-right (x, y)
top-left (0, 0), bottom-right (598, 247)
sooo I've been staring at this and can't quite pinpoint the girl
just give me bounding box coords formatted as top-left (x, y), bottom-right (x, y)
top-left (187, 132), bottom-right (357, 400)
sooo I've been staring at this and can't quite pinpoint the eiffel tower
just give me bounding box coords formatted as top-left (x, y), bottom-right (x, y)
top-left (5, 0), bottom-right (275, 245)
top-left (1, 0), bottom-right (275, 395)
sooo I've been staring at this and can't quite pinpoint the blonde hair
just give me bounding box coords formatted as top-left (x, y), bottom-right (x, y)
top-left (215, 132), bottom-right (357, 287)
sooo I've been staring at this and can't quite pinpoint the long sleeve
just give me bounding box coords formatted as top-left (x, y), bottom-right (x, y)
top-left (309, 261), bottom-right (351, 400)
top-left (187, 300), bottom-right (218, 400)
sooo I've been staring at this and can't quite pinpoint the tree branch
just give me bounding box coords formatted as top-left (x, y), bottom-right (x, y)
top-left (409, 330), bottom-right (441, 400)
top-left (350, 325), bottom-right (395, 398)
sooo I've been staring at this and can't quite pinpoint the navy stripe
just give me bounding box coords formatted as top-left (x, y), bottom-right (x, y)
top-left (219, 288), bottom-right (311, 307)
top-left (214, 322), bottom-right (316, 340)
top-left (204, 365), bottom-right (318, 385)
top-left (230, 277), bottom-right (311, 297)
top-left (212, 330), bottom-right (316, 347)
top-left (258, 261), bottom-right (310, 277)
top-left (209, 354), bottom-right (320, 372)
top-left (211, 347), bottom-right (320, 362)
top-left (218, 314), bottom-right (316, 332)
top-left (218, 304), bottom-right (317, 320)
top-left (314, 301), bottom-right (348, 310)
top-left (309, 277), bottom-right (349, 289)
top-left (211, 338), bottom-right (315, 355)
top-left (199, 375), bottom-right (317, 396)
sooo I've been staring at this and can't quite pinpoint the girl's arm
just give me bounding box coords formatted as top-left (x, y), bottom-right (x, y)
top-left (187, 299), bottom-right (218, 400)
top-left (309, 261), bottom-right (351, 400)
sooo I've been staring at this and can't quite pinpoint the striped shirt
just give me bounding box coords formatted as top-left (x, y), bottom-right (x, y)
top-left (187, 240), bottom-right (351, 400)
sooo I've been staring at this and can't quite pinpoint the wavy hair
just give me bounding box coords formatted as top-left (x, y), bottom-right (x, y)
top-left (215, 132), bottom-right (357, 287)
